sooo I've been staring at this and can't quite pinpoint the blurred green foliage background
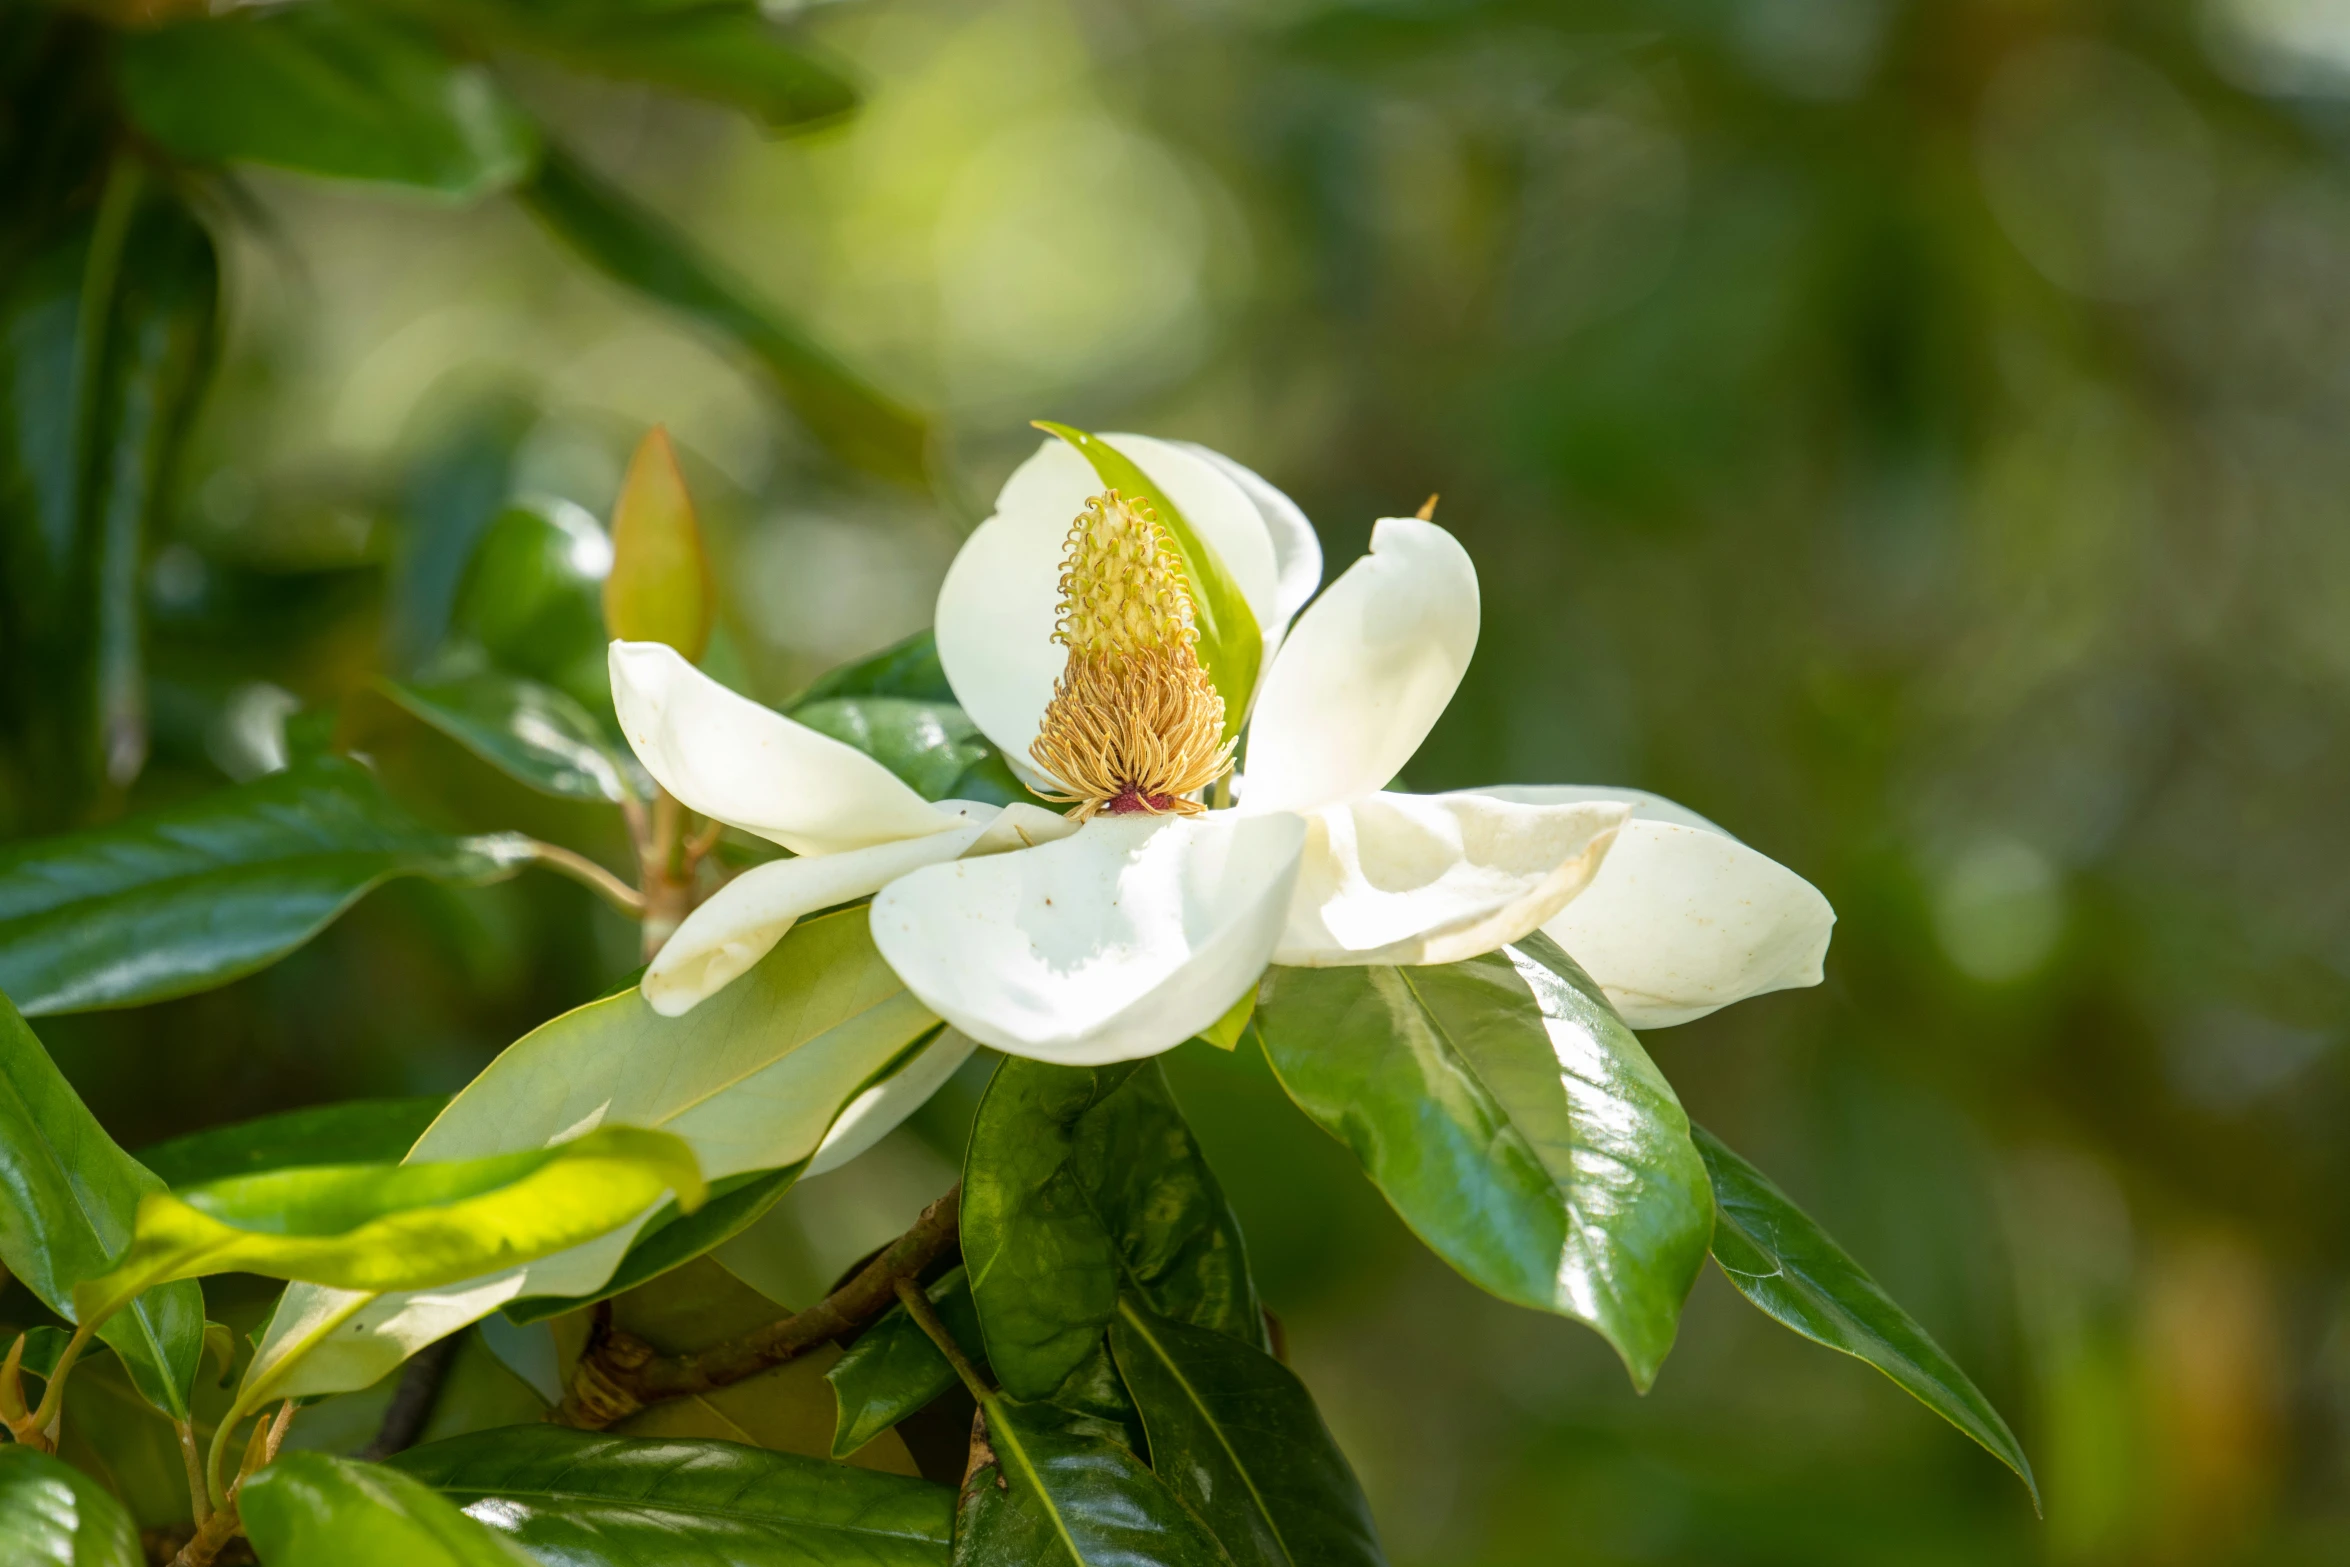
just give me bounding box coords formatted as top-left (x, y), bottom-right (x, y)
top-left (9, 0), bottom-right (2350, 1560)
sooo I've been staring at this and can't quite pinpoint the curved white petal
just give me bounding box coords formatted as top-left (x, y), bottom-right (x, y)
top-left (643, 814), bottom-right (999, 1017)
top-left (610, 641), bottom-right (957, 855)
top-left (1277, 791), bottom-right (1631, 967)
top-left (1179, 443), bottom-right (1322, 635)
top-left (1240, 517), bottom-right (1480, 817)
top-left (807, 1027), bottom-right (981, 1176)
top-left (936, 435), bottom-right (1282, 773)
top-left (871, 810), bottom-right (1306, 1066)
top-left (1490, 785), bottom-right (1835, 1028)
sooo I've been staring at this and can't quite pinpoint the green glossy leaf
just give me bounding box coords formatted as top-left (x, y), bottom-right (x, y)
top-left (396, 1425), bottom-right (952, 1562)
top-left (0, 755), bottom-right (530, 1015)
top-left (76, 1126), bottom-right (704, 1327)
top-left (0, 992), bottom-right (202, 1419)
top-left (795, 698), bottom-right (991, 802)
top-left (1696, 1124), bottom-right (2039, 1505)
top-left (240, 1452), bottom-right (534, 1567)
top-left (963, 1059), bottom-right (1263, 1400)
top-left (1254, 932), bottom-right (1711, 1390)
top-left (1034, 423), bottom-right (1261, 739)
top-left (379, 671), bottom-right (646, 802)
top-left (959, 1394), bottom-right (1232, 1567)
top-left (245, 907), bottom-right (939, 1408)
top-left (501, 1162), bottom-right (802, 1325)
top-left (450, 498), bottom-right (613, 715)
top-left (828, 1265), bottom-right (984, 1458)
top-left (137, 1097), bottom-right (449, 1190)
top-left (0, 1447), bottom-right (141, 1567)
top-left (523, 144), bottom-right (928, 485)
top-left (1110, 1297), bottom-right (1383, 1567)
top-left (115, 2), bottom-right (536, 197)
top-left (794, 629), bottom-right (956, 706)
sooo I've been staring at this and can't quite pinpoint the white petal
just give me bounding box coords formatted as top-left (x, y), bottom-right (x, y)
top-left (1177, 442), bottom-right (1322, 634)
top-left (644, 819), bottom-right (997, 1016)
top-left (1276, 791), bottom-right (1630, 967)
top-left (1240, 517), bottom-right (1479, 817)
top-left (1490, 785), bottom-right (1835, 1028)
top-left (936, 435), bottom-right (1283, 772)
top-left (870, 810), bottom-right (1306, 1066)
top-left (610, 641), bottom-right (957, 855)
top-left (806, 1027), bottom-right (980, 1176)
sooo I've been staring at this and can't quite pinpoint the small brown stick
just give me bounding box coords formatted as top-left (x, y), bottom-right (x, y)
top-left (359, 1333), bottom-right (460, 1460)
top-left (168, 1402), bottom-right (295, 1567)
top-left (555, 1185), bottom-right (963, 1429)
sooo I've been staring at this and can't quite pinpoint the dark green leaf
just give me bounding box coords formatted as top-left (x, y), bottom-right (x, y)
top-left (1696, 1124), bottom-right (2039, 1505)
top-left (137, 1097), bottom-right (448, 1190)
top-left (75, 1126), bottom-right (705, 1325)
top-left (0, 992), bottom-right (202, 1420)
top-left (379, 671), bottom-right (646, 802)
top-left (0, 754), bottom-right (531, 1015)
top-left (1110, 1297), bottom-right (1383, 1567)
top-left (828, 1265), bottom-right (984, 1458)
top-left (240, 1452), bottom-right (534, 1567)
top-left (0, 1447), bottom-right (141, 1567)
top-left (794, 697), bottom-right (990, 802)
top-left (963, 1059), bottom-right (1263, 1400)
top-left (794, 629), bottom-right (956, 706)
top-left (450, 497), bottom-right (614, 717)
top-left (958, 1394), bottom-right (1232, 1567)
top-left (0, 171), bottom-right (216, 820)
top-left (523, 143), bottom-right (929, 485)
top-left (115, 3), bottom-right (536, 197)
top-left (394, 1425), bottom-right (953, 1563)
top-left (1254, 933), bottom-right (1711, 1390)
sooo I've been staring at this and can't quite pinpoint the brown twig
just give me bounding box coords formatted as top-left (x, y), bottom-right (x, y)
top-left (358, 1332), bottom-right (460, 1460)
top-left (168, 1402), bottom-right (293, 1567)
top-left (555, 1185), bottom-right (963, 1429)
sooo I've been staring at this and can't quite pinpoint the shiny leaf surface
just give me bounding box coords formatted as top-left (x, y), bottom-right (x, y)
top-left (0, 1448), bottom-right (141, 1567)
top-left (0, 993), bottom-right (202, 1419)
top-left (1254, 933), bottom-right (1711, 1390)
top-left (137, 1098), bottom-right (449, 1190)
top-left (115, 2), bottom-right (536, 197)
top-left (793, 629), bottom-right (956, 706)
top-left (395, 1425), bottom-right (953, 1563)
top-left (524, 144), bottom-right (928, 485)
top-left (76, 1126), bottom-right (703, 1326)
top-left (240, 1452), bottom-right (534, 1567)
top-left (962, 1059), bottom-right (1262, 1400)
top-left (380, 671), bottom-right (645, 802)
top-left (828, 1265), bottom-right (984, 1458)
top-left (1697, 1124), bottom-right (2038, 1505)
top-left (794, 697), bottom-right (990, 802)
top-left (958, 1394), bottom-right (1232, 1567)
top-left (0, 755), bottom-right (530, 1015)
top-left (1110, 1297), bottom-right (1383, 1567)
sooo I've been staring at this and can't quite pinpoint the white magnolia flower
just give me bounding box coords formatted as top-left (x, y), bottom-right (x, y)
top-left (612, 432), bottom-right (1833, 1087)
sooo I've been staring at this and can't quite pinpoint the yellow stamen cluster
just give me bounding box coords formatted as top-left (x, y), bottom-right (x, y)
top-left (1030, 491), bottom-right (1234, 821)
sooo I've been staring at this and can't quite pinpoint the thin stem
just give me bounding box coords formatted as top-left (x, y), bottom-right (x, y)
top-left (555, 1185), bottom-right (963, 1428)
top-left (683, 814), bottom-right (724, 864)
top-left (14, 1321), bottom-right (94, 1445)
top-left (895, 1276), bottom-right (989, 1403)
top-left (177, 1419), bottom-right (211, 1526)
top-left (522, 838), bottom-right (646, 916)
top-left (358, 1334), bottom-right (458, 1460)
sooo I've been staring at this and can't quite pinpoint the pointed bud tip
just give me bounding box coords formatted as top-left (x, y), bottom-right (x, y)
top-left (603, 425), bottom-right (713, 660)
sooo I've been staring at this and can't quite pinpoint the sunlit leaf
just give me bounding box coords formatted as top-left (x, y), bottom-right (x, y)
top-left (379, 671), bottom-right (645, 803)
top-left (240, 1452), bottom-right (534, 1567)
top-left (137, 1098), bottom-right (449, 1190)
top-left (1697, 1124), bottom-right (2039, 1506)
top-left (396, 1425), bottom-right (953, 1563)
top-left (0, 993), bottom-right (202, 1420)
top-left (1254, 933), bottom-right (1711, 1390)
top-left (0, 755), bottom-right (531, 1015)
top-left (795, 698), bottom-right (992, 802)
top-left (793, 629), bottom-right (956, 706)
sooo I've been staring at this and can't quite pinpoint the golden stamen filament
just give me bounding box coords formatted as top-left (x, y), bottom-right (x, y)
top-left (1030, 490), bottom-right (1235, 822)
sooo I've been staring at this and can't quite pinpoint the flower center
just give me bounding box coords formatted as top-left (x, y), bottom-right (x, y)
top-left (1029, 490), bottom-right (1235, 822)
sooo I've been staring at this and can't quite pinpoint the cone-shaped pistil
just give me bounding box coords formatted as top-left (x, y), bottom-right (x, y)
top-left (1030, 491), bottom-right (1235, 820)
